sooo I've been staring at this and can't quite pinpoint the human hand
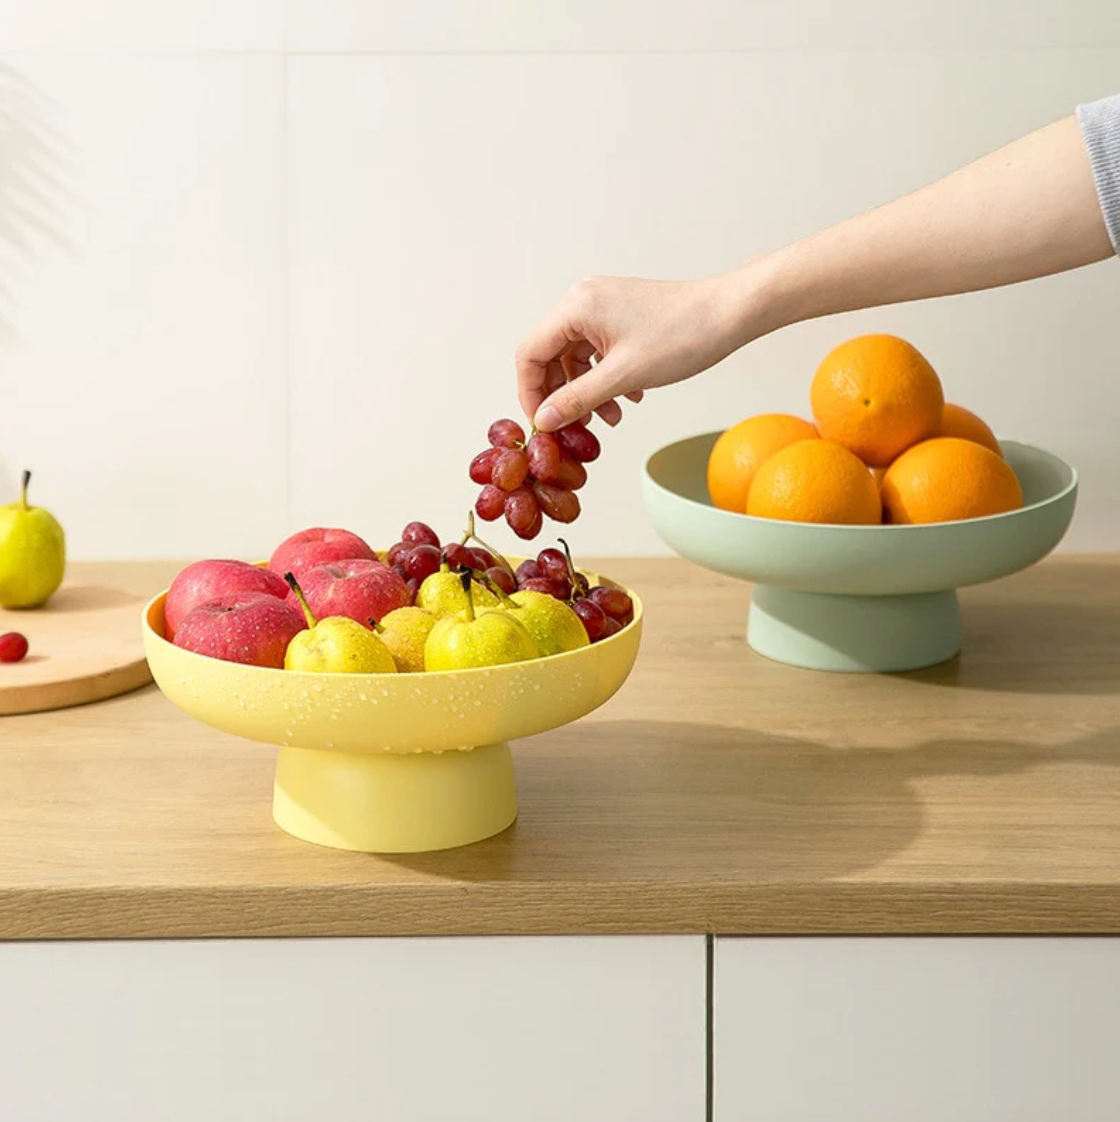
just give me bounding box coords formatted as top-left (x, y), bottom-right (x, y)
top-left (515, 271), bottom-right (767, 432)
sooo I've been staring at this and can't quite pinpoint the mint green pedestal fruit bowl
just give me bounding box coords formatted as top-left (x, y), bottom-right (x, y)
top-left (642, 433), bottom-right (1077, 673)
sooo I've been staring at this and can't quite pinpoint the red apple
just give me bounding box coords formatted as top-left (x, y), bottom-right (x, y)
top-left (298, 559), bottom-right (410, 625)
top-left (164, 559), bottom-right (289, 641)
top-left (269, 528), bottom-right (376, 581)
top-left (173, 591), bottom-right (306, 668)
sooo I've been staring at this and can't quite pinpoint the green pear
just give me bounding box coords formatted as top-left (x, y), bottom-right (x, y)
top-left (416, 567), bottom-right (498, 619)
top-left (424, 570), bottom-right (538, 671)
top-left (502, 590), bottom-right (589, 657)
top-left (375, 606), bottom-right (436, 673)
top-left (283, 573), bottom-right (396, 674)
top-left (0, 471), bottom-right (66, 609)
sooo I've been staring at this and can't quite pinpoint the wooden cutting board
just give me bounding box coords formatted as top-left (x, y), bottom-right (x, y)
top-left (0, 584), bottom-right (152, 716)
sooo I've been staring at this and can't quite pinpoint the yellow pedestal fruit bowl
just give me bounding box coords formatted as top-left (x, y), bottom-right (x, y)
top-left (142, 572), bottom-right (642, 854)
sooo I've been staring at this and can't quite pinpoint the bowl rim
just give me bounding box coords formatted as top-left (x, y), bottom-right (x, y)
top-left (643, 432), bottom-right (1078, 532)
top-left (142, 567), bottom-right (643, 683)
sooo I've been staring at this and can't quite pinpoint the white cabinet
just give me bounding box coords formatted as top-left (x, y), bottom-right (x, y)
top-left (715, 936), bottom-right (1120, 1122)
top-left (0, 936), bottom-right (705, 1122)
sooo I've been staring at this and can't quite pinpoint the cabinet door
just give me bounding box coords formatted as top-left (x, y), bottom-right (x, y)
top-left (0, 936), bottom-right (704, 1122)
top-left (715, 936), bottom-right (1120, 1122)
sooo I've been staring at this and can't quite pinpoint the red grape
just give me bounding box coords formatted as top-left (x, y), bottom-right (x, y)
top-left (590, 585), bottom-right (633, 622)
top-left (387, 541), bottom-right (410, 567)
top-left (602, 616), bottom-right (623, 638)
top-left (505, 488), bottom-right (542, 539)
top-left (470, 447), bottom-right (502, 485)
top-left (557, 422), bottom-right (600, 463)
top-left (554, 457), bottom-right (588, 491)
top-left (536, 547), bottom-right (568, 582)
top-left (0, 631), bottom-right (29, 663)
top-left (471, 548), bottom-right (496, 570)
top-left (572, 599), bottom-right (607, 642)
top-left (475, 484), bottom-right (506, 522)
top-left (402, 521), bottom-right (440, 549)
top-left (392, 563), bottom-right (409, 582)
top-left (515, 559), bottom-right (541, 585)
top-left (405, 544), bottom-right (441, 582)
top-left (525, 432), bottom-right (562, 482)
top-left (550, 577), bottom-right (573, 601)
top-left (488, 418), bottom-right (526, 449)
top-left (444, 542), bottom-right (473, 569)
top-left (492, 448), bottom-right (530, 492)
top-left (519, 577), bottom-right (556, 596)
top-left (487, 567), bottom-right (517, 595)
top-left (405, 578), bottom-right (421, 603)
top-left (534, 483), bottom-right (580, 524)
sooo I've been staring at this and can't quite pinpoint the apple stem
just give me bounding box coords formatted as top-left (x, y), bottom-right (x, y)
top-left (284, 572), bottom-right (318, 628)
top-left (19, 470), bottom-right (30, 511)
top-left (457, 567), bottom-right (476, 622)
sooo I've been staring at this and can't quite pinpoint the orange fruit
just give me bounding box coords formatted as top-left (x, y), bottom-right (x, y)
top-left (707, 413), bottom-right (818, 513)
top-left (934, 403), bottom-right (1002, 456)
top-left (810, 334), bottom-right (944, 467)
top-left (747, 440), bottom-right (882, 525)
top-left (869, 466), bottom-right (888, 489)
top-left (881, 437), bottom-right (1023, 524)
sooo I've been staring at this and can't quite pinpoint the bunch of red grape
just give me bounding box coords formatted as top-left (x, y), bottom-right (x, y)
top-left (470, 418), bottom-right (601, 540)
top-left (385, 521), bottom-right (516, 603)
top-left (513, 542), bottom-right (634, 643)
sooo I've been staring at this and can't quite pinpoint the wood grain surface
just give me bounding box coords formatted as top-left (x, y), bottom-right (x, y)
top-left (1, 558), bottom-right (1119, 939)
top-left (0, 582), bottom-right (152, 716)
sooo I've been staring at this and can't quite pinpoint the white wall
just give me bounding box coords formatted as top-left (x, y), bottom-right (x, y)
top-left (2, 3), bottom-right (1119, 561)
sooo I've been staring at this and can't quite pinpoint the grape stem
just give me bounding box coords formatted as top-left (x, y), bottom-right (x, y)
top-left (462, 510), bottom-right (516, 577)
top-left (556, 538), bottom-right (589, 599)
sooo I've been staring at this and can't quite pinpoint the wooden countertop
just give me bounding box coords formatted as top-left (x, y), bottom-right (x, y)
top-left (1, 558), bottom-right (1119, 940)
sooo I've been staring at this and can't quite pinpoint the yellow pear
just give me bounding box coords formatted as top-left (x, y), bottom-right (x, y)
top-left (424, 571), bottom-right (538, 671)
top-left (283, 573), bottom-right (396, 674)
top-left (375, 606), bottom-right (436, 673)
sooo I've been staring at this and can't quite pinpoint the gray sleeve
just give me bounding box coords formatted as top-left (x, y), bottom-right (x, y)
top-left (1077, 93), bottom-right (1120, 255)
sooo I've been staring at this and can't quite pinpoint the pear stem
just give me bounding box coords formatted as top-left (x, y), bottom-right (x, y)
top-left (475, 569), bottom-right (517, 608)
top-left (458, 568), bottom-right (476, 621)
top-left (284, 572), bottom-right (318, 628)
top-left (19, 470), bottom-right (30, 511)
top-left (367, 617), bottom-right (384, 634)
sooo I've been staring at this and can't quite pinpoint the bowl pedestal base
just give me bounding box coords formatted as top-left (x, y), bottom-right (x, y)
top-left (272, 741), bottom-right (517, 853)
top-left (747, 585), bottom-right (962, 673)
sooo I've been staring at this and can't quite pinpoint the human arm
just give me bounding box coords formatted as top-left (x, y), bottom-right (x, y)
top-left (517, 101), bottom-right (1118, 433)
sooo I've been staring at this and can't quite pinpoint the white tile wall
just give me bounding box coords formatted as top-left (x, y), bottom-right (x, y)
top-left (1, 3), bottom-right (1118, 560)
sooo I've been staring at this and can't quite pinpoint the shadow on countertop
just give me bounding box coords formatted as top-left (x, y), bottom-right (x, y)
top-left (382, 720), bottom-right (1120, 885)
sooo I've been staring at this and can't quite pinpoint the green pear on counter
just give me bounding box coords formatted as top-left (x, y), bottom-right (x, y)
top-left (0, 470), bottom-right (66, 609)
top-left (424, 570), bottom-right (539, 671)
top-left (283, 573), bottom-right (396, 674)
